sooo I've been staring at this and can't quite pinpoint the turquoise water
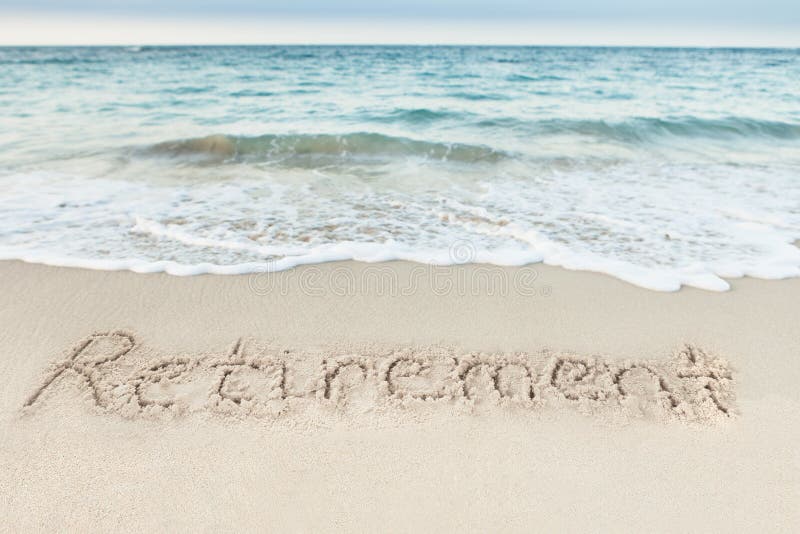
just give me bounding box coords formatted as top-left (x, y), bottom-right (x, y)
top-left (1, 46), bottom-right (799, 289)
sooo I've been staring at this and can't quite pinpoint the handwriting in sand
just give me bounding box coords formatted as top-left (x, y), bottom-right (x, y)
top-left (24, 332), bottom-right (735, 423)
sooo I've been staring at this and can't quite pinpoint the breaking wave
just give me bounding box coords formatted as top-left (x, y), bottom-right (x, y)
top-left (536, 116), bottom-right (800, 142)
top-left (146, 132), bottom-right (507, 165)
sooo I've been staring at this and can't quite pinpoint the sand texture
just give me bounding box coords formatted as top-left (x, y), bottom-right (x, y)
top-left (1, 260), bottom-right (799, 531)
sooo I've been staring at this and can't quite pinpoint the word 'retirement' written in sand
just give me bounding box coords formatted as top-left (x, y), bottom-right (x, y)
top-left (23, 332), bottom-right (735, 424)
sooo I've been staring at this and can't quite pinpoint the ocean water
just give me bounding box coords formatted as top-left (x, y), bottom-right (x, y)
top-left (1, 46), bottom-right (799, 290)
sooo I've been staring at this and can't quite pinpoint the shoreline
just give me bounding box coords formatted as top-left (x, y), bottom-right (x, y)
top-left (4, 238), bottom-right (800, 291)
top-left (2, 259), bottom-right (799, 530)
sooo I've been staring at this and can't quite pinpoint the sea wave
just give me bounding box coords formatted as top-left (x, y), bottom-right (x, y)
top-left (145, 132), bottom-right (507, 165)
top-left (141, 116), bottom-right (799, 169)
top-left (477, 116), bottom-right (800, 142)
top-left (538, 116), bottom-right (800, 142)
top-left (361, 108), bottom-right (468, 124)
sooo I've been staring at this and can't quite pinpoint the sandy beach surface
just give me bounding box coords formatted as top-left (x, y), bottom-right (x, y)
top-left (1, 259), bottom-right (799, 532)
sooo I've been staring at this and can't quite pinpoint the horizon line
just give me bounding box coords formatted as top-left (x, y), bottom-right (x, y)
top-left (1, 43), bottom-right (798, 49)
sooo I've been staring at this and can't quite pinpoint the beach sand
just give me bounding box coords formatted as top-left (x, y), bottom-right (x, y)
top-left (1, 259), bottom-right (799, 531)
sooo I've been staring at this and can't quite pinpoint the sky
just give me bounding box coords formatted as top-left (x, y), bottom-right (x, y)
top-left (1, 0), bottom-right (798, 46)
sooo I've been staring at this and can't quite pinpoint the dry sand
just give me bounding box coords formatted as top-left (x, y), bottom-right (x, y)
top-left (1, 259), bottom-right (799, 531)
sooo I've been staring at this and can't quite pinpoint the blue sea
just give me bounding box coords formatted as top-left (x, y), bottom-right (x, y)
top-left (1, 46), bottom-right (799, 290)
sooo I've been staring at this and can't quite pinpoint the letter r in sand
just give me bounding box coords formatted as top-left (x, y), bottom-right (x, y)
top-left (24, 332), bottom-right (135, 408)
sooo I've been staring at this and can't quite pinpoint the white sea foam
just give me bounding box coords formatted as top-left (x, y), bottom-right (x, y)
top-left (1, 165), bottom-right (798, 290)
